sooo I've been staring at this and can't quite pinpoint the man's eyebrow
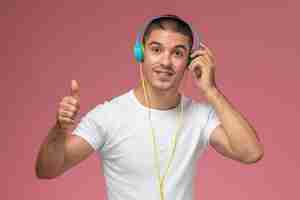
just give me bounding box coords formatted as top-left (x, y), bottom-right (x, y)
top-left (148, 41), bottom-right (161, 46)
top-left (174, 45), bottom-right (188, 51)
top-left (148, 41), bottom-right (188, 51)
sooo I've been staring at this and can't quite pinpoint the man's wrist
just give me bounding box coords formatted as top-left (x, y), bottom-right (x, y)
top-left (203, 87), bottom-right (221, 103)
top-left (54, 120), bottom-right (68, 135)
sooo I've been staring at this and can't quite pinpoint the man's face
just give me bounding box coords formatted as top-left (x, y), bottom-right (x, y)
top-left (142, 29), bottom-right (190, 92)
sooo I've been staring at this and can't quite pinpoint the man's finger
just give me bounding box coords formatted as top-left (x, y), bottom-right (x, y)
top-left (190, 50), bottom-right (205, 59)
top-left (199, 42), bottom-right (213, 57)
top-left (71, 80), bottom-right (80, 99)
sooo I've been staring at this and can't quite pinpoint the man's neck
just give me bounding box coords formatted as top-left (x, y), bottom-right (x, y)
top-left (133, 83), bottom-right (181, 110)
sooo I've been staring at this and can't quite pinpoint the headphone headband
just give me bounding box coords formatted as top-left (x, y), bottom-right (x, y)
top-left (138, 15), bottom-right (200, 49)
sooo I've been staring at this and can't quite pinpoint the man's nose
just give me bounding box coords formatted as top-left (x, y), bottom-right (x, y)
top-left (161, 52), bottom-right (172, 67)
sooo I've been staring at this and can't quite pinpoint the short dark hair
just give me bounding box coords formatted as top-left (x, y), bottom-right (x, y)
top-left (142, 15), bottom-right (194, 50)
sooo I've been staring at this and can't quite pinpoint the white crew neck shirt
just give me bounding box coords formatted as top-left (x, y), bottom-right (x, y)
top-left (73, 89), bottom-right (220, 200)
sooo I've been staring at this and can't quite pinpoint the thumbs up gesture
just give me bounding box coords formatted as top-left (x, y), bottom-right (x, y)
top-left (56, 80), bottom-right (80, 130)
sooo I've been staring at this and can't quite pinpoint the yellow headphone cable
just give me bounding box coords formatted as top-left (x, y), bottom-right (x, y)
top-left (138, 63), bottom-right (187, 200)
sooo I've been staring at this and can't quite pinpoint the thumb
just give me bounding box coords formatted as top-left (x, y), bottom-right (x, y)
top-left (71, 80), bottom-right (80, 99)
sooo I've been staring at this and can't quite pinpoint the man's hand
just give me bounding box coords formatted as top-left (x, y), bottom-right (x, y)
top-left (188, 42), bottom-right (217, 96)
top-left (56, 80), bottom-right (80, 130)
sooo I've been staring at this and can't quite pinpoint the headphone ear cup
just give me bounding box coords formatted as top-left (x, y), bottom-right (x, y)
top-left (134, 42), bottom-right (144, 63)
top-left (187, 52), bottom-right (192, 66)
top-left (188, 57), bottom-right (191, 66)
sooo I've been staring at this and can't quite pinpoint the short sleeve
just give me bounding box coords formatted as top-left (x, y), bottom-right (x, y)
top-left (203, 105), bottom-right (221, 148)
top-left (72, 104), bottom-right (108, 151)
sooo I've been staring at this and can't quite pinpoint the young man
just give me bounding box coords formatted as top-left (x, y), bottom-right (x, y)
top-left (35, 15), bottom-right (264, 200)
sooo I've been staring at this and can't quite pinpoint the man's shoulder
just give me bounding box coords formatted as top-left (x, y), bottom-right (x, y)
top-left (183, 96), bottom-right (215, 119)
top-left (106, 89), bottom-right (133, 105)
top-left (87, 89), bottom-right (133, 116)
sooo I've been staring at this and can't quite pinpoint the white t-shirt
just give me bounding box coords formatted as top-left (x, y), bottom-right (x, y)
top-left (73, 89), bottom-right (221, 200)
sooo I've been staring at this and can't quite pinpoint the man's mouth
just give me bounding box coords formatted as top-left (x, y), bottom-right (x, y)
top-left (153, 70), bottom-right (174, 77)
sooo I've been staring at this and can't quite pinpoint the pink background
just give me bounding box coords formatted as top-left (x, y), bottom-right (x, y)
top-left (2, 0), bottom-right (299, 199)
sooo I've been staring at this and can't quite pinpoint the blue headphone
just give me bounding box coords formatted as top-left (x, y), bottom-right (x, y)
top-left (133, 15), bottom-right (201, 64)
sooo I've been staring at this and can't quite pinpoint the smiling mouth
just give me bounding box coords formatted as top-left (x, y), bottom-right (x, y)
top-left (153, 70), bottom-right (174, 77)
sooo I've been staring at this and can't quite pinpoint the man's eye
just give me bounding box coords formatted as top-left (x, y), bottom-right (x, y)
top-left (174, 50), bottom-right (184, 57)
top-left (151, 47), bottom-right (161, 53)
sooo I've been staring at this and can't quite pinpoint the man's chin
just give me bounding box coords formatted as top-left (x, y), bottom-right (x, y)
top-left (152, 82), bottom-right (177, 92)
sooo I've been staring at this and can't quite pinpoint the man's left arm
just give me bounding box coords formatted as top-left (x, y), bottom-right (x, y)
top-left (205, 88), bottom-right (264, 164)
top-left (189, 42), bottom-right (264, 164)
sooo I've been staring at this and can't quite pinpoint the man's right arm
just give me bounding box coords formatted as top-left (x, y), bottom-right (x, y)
top-left (35, 80), bottom-right (94, 179)
top-left (35, 122), bottom-right (94, 179)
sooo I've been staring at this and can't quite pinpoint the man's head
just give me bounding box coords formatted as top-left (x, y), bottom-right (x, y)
top-left (139, 15), bottom-right (195, 92)
top-left (142, 15), bottom-right (194, 50)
